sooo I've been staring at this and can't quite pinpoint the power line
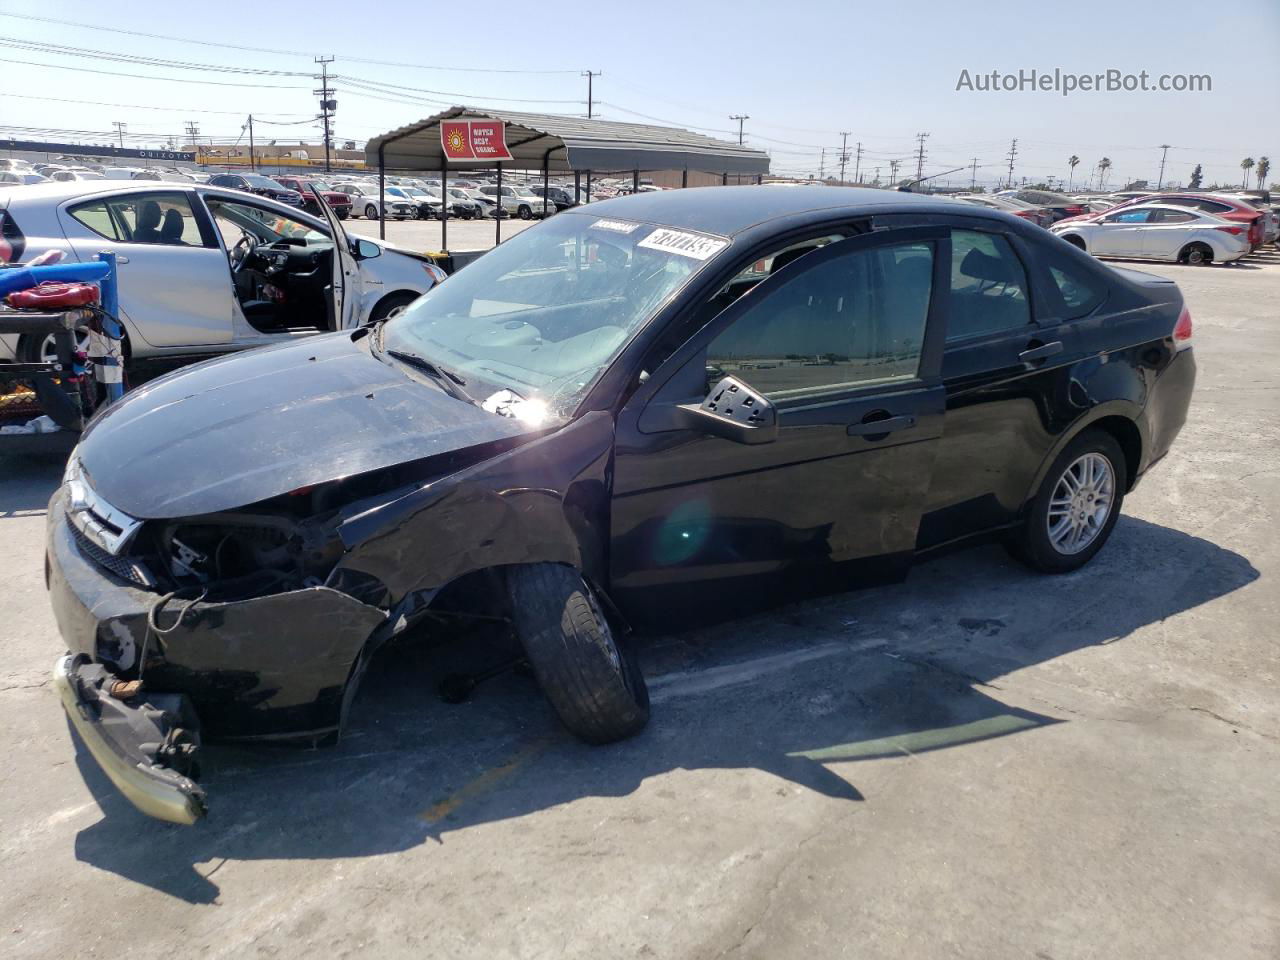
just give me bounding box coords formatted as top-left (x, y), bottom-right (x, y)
top-left (0, 11), bottom-right (582, 74)
top-left (0, 36), bottom-right (311, 76)
top-left (0, 55), bottom-right (309, 88)
top-left (339, 75), bottom-right (583, 105)
top-left (0, 91), bottom-right (306, 118)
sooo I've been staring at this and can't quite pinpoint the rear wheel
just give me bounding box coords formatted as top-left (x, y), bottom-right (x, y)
top-left (1062, 235), bottom-right (1086, 251)
top-left (18, 330), bottom-right (91, 364)
top-left (1179, 242), bottom-right (1212, 265)
top-left (517, 204), bottom-right (533, 220)
top-left (1006, 430), bottom-right (1127, 574)
top-left (506, 564), bottom-right (650, 744)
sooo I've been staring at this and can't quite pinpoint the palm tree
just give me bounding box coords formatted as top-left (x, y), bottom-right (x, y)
top-left (1256, 157), bottom-right (1270, 190)
top-left (1096, 157), bottom-right (1112, 191)
top-left (1067, 155), bottom-right (1080, 191)
top-left (1241, 157), bottom-right (1255, 189)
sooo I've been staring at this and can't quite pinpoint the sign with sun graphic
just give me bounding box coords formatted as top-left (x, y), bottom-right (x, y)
top-left (440, 119), bottom-right (512, 161)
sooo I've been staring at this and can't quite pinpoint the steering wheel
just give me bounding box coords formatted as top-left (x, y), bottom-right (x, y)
top-left (230, 233), bottom-right (259, 273)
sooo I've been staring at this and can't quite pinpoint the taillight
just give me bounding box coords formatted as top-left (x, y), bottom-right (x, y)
top-left (1064, 204), bottom-right (1085, 215)
top-left (1215, 225), bottom-right (1244, 236)
top-left (1173, 305), bottom-right (1192, 348)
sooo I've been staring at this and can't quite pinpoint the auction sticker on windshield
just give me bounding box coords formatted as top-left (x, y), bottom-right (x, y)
top-left (590, 218), bottom-right (642, 234)
top-left (637, 227), bottom-right (729, 261)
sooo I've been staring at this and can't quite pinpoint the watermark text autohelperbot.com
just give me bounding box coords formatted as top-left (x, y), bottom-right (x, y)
top-left (956, 68), bottom-right (1211, 96)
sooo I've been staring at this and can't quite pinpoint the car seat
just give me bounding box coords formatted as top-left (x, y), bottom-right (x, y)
top-left (133, 201), bottom-right (163, 243)
top-left (159, 209), bottom-right (186, 244)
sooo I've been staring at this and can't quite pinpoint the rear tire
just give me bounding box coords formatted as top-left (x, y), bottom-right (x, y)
top-left (1179, 242), bottom-right (1212, 265)
top-left (1063, 235), bottom-right (1086, 251)
top-left (1006, 429), bottom-right (1127, 574)
top-left (517, 205), bottom-right (533, 220)
top-left (506, 564), bottom-right (650, 745)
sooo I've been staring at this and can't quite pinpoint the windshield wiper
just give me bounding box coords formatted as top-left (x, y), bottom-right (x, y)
top-left (385, 348), bottom-right (472, 403)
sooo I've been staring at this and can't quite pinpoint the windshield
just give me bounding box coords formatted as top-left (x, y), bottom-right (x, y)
top-left (244, 175), bottom-right (285, 189)
top-left (310, 180), bottom-right (333, 191)
top-left (382, 214), bottom-right (727, 422)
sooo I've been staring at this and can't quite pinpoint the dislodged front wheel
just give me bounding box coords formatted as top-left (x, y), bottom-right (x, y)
top-left (1007, 430), bottom-right (1126, 573)
top-left (506, 564), bottom-right (649, 744)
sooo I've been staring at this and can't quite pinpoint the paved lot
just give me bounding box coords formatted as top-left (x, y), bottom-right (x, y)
top-left (2, 251), bottom-right (1278, 959)
top-left (348, 214), bottom-right (538, 254)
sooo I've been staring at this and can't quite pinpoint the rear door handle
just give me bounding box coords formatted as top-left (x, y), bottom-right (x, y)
top-left (1018, 341), bottom-right (1063, 364)
top-left (848, 415), bottom-right (916, 437)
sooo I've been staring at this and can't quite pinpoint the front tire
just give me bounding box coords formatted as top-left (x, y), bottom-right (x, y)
top-left (365, 204), bottom-right (379, 220)
top-left (506, 564), bottom-right (650, 744)
top-left (1007, 430), bottom-right (1127, 574)
top-left (368, 292), bottom-right (418, 324)
top-left (517, 205), bottom-right (533, 220)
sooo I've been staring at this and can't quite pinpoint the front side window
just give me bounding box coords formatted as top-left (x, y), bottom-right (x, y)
top-left (706, 240), bottom-right (934, 397)
top-left (205, 198), bottom-right (327, 247)
top-left (1111, 210), bottom-right (1152, 223)
top-left (948, 230), bottom-right (1031, 340)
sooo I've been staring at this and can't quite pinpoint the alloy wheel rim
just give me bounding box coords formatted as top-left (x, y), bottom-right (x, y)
top-left (40, 332), bottom-right (91, 364)
top-left (1047, 452), bottom-right (1115, 555)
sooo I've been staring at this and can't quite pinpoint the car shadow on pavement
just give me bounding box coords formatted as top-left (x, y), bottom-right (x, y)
top-left (0, 452), bottom-right (64, 516)
top-left (70, 515), bottom-right (1259, 904)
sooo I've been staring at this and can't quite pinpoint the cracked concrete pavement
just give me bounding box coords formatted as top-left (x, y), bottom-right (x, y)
top-left (1, 252), bottom-right (1277, 959)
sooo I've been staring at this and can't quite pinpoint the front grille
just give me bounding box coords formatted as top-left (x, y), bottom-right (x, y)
top-left (69, 521), bottom-right (156, 588)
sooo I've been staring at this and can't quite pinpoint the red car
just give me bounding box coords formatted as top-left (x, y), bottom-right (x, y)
top-left (272, 176), bottom-right (352, 220)
top-left (1058, 193), bottom-right (1264, 248)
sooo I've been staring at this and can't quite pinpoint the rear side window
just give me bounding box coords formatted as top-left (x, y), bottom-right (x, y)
top-left (948, 230), bottom-right (1031, 341)
top-left (1047, 262), bottom-right (1106, 319)
top-left (1152, 210), bottom-right (1196, 224)
top-left (70, 192), bottom-right (207, 246)
top-left (1111, 210), bottom-right (1152, 223)
top-left (706, 240), bottom-right (934, 396)
top-left (69, 200), bottom-right (123, 241)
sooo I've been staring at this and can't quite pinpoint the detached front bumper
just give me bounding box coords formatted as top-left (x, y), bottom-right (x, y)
top-left (53, 654), bottom-right (207, 824)
top-left (46, 489), bottom-right (389, 823)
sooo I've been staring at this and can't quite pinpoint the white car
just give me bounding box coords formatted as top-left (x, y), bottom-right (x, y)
top-left (458, 187), bottom-right (498, 218)
top-left (0, 181), bottom-right (442, 365)
top-left (49, 169), bottom-right (108, 183)
top-left (330, 182), bottom-right (416, 220)
top-left (479, 184), bottom-right (554, 220)
top-left (0, 171), bottom-right (48, 186)
top-left (1051, 203), bottom-right (1250, 265)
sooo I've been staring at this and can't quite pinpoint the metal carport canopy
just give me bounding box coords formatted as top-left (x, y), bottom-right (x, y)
top-left (364, 106), bottom-right (771, 175)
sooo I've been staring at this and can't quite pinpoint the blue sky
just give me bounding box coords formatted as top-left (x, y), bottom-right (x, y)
top-left (2, 0), bottom-right (1276, 189)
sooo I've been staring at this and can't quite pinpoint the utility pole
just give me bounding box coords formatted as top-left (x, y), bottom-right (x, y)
top-left (1004, 138), bottom-right (1018, 188)
top-left (914, 132), bottom-right (930, 183)
top-left (184, 121), bottom-right (200, 162)
top-left (889, 159), bottom-right (901, 185)
top-left (581, 70), bottom-right (601, 119)
top-left (1156, 143), bottom-right (1171, 189)
top-left (853, 141), bottom-right (863, 184)
top-left (873, 165), bottom-right (881, 186)
top-left (838, 131), bottom-right (851, 184)
top-left (818, 147), bottom-right (825, 181)
top-left (247, 115), bottom-right (255, 171)
top-left (314, 55), bottom-right (336, 173)
top-left (970, 156), bottom-right (979, 189)
top-left (729, 114), bottom-right (749, 146)
top-left (112, 121), bottom-right (127, 150)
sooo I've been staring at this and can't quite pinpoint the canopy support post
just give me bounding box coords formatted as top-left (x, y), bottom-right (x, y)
top-left (377, 145), bottom-right (386, 240)
top-left (542, 154), bottom-right (550, 218)
top-left (574, 170), bottom-right (581, 204)
top-left (495, 163), bottom-right (502, 245)
top-left (440, 157), bottom-right (448, 253)
top-left (721, 172), bottom-right (728, 186)
top-left (586, 169), bottom-right (592, 204)
top-left (681, 168), bottom-right (688, 189)
top-left (633, 169), bottom-right (639, 193)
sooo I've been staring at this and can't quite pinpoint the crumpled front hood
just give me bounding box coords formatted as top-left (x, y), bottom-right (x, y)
top-left (76, 333), bottom-right (532, 519)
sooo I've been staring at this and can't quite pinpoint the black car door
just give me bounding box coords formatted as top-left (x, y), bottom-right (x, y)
top-left (609, 226), bottom-right (950, 626)
top-left (912, 225), bottom-right (1080, 549)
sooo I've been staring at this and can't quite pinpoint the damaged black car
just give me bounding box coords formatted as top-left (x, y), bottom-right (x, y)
top-left (47, 186), bottom-right (1195, 823)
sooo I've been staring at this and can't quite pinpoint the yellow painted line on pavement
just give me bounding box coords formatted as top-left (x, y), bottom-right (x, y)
top-left (419, 737), bottom-right (554, 824)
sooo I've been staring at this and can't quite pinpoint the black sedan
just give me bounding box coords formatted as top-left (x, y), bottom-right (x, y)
top-left (47, 186), bottom-right (1195, 822)
top-left (205, 173), bottom-right (304, 208)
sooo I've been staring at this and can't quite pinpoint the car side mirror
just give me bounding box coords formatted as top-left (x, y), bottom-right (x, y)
top-left (354, 239), bottom-right (381, 259)
top-left (676, 376), bottom-right (778, 445)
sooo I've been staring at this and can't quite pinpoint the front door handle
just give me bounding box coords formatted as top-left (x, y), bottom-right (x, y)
top-left (848, 414), bottom-right (916, 437)
top-left (1018, 341), bottom-right (1063, 364)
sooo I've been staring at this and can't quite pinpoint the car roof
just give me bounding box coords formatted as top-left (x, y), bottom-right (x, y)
top-left (561, 185), bottom-right (968, 236)
top-left (1111, 203), bottom-right (1211, 214)
top-left (0, 180), bottom-right (198, 208)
